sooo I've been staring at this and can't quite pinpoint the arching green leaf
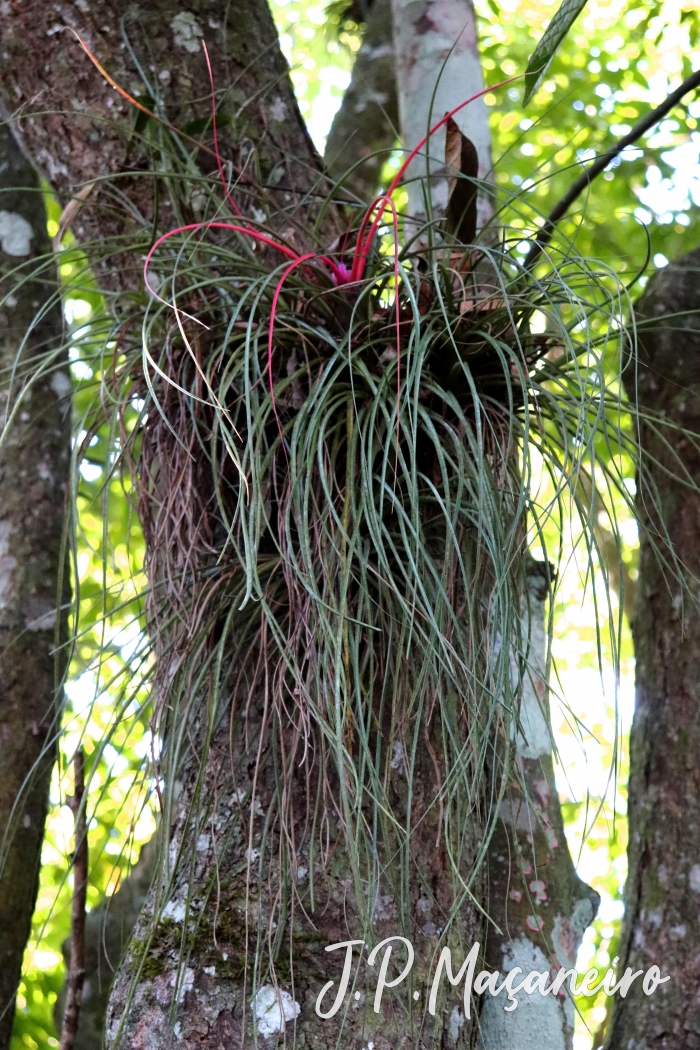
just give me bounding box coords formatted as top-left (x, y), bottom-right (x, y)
top-left (523, 0), bottom-right (590, 105)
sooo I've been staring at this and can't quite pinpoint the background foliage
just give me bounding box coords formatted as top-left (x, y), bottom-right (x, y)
top-left (9, 2), bottom-right (700, 1049)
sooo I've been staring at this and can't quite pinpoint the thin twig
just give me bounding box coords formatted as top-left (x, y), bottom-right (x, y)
top-left (524, 67), bottom-right (700, 271)
top-left (60, 749), bottom-right (88, 1050)
top-left (53, 183), bottom-right (96, 253)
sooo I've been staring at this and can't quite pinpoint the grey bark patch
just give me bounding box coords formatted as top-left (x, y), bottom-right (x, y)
top-left (0, 210), bottom-right (33, 256)
top-left (449, 1006), bottom-right (465, 1042)
top-left (26, 605), bottom-right (57, 631)
top-left (268, 98), bottom-right (288, 122)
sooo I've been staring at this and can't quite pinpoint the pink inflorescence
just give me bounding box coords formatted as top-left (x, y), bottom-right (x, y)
top-left (136, 39), bottom-right (518, 437)
top-left (331, 262), bottom-right (353, 286)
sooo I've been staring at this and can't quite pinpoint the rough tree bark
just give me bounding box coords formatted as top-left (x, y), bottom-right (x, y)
top-left (605, 248), bottom-right (700, 1049)
top-left (0, 121), bottom-right (69, 1049)
top-left (1, 3), bottom-right (329, 1037)
top-left (0, 0), bottom-right (324, 254)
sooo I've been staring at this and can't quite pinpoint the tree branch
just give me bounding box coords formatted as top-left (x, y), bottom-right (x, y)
top-left (524, 67), bottom-right (700, 271)
top-left (324, 0), bottom-right (398, 202)
top-left (60, 751), bottom-right (88, 1050)
top-left (575, 469), bottom-right (637, 626)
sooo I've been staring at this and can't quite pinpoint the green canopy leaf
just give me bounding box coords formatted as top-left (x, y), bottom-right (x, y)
top-left (523, 0), bottom-right (590, 105)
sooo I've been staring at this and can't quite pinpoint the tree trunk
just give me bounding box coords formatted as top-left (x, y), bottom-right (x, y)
top-left (104, 695), bottom-right (485, 1049)
top-left (324, 0), bottom-right (398, 202)
top-left (388, 0), bottom-right (492, 223)
top-left (1, 4), bottom-right (486, 1048)
top-left (606, 246), bottom-right (700, 1049)
top-left (480, 560), bottom-right (599, 1050)
top-left (0, 121), bottom-right (69, 1050)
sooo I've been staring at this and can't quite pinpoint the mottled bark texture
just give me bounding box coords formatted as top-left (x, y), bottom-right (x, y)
top-left (388, 0), bottom-right (492, 224)
top-left (606, 247), bottom-right (700, 1050)
top-left (105, 692), bottom-right (484, 1050)
top-left (324, 0), bottom-right (398, 202)
top-left (480, 560), bottom-right (599, 1050)
top-left (0, 122), bottom-right (69, 1049)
